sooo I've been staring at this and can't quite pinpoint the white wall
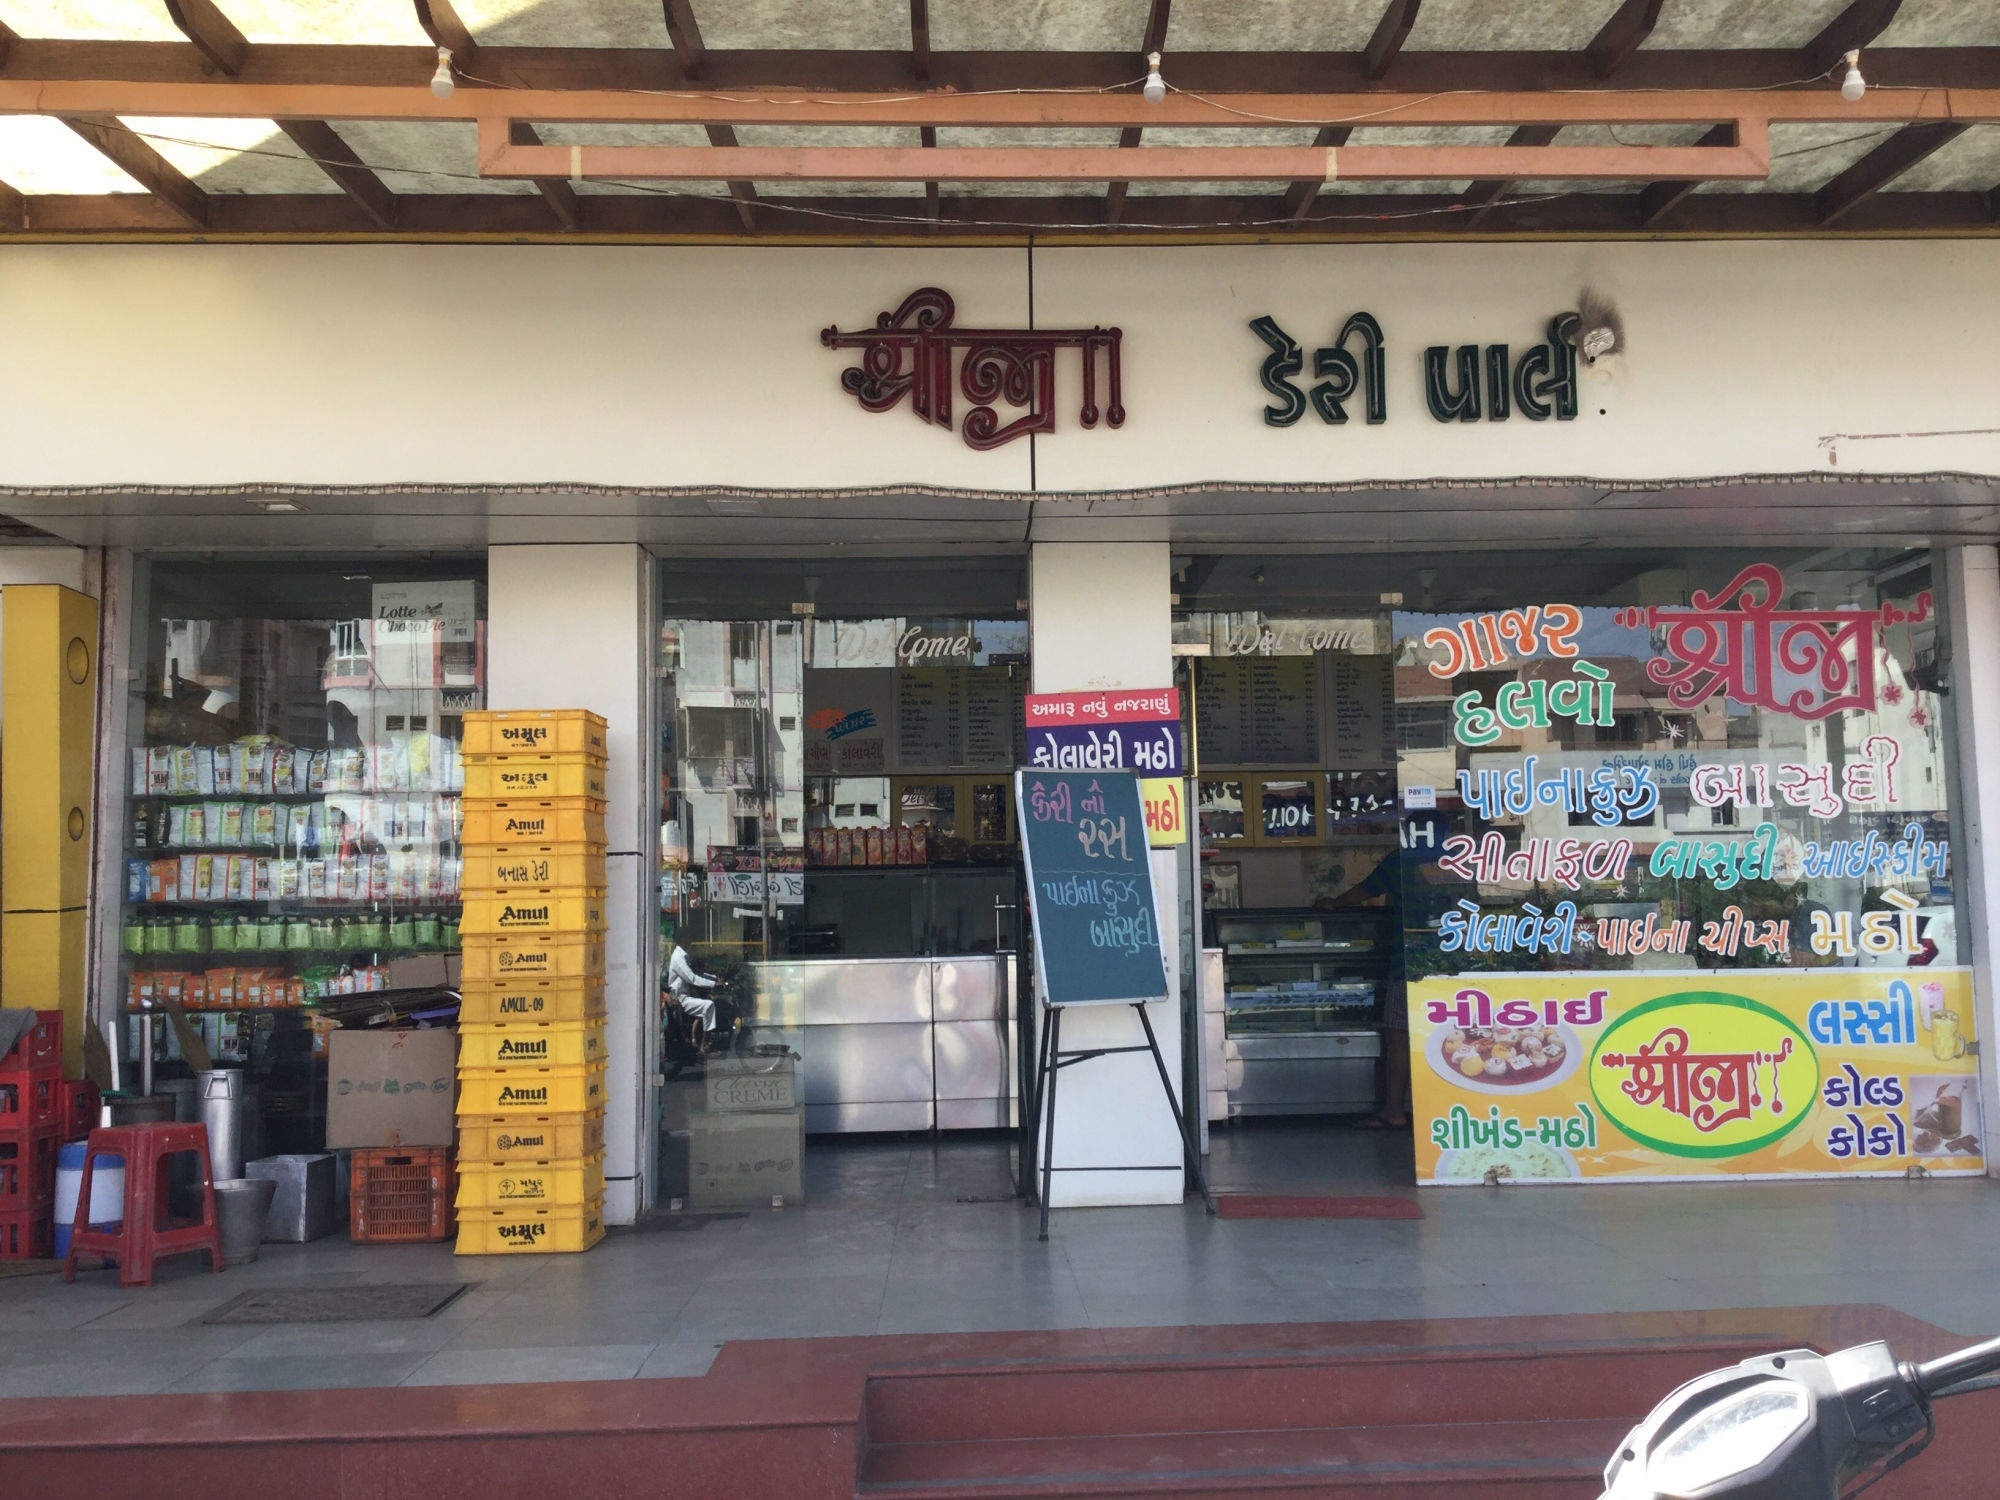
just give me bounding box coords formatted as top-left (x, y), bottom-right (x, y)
top-left (1029, 541), bottom-right (1186, 1208)
top-left (1945, 546), bottom-right (2000, 1182)
top-left (0, 242), bottom-right (1994, 498)
top-left (485, 544), bottom-right (653, 1224)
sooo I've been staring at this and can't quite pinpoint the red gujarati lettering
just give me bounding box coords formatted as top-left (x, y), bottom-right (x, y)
top-left (1597, 1028), bottom-right (1794, 1133)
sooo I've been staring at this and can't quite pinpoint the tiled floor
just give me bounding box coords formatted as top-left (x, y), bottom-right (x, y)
top-left (3, 1122), bottom-right (1995, 1396)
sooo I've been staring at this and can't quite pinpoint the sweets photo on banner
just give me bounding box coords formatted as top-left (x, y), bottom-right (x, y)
top-left (1389, 561), bottom-right (1967, 1186)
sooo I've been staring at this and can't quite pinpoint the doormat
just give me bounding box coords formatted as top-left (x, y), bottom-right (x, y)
top-left (201, 1283), bottom-right (470, 1325)
top-left (1215, 1194), bottom-right (1423, 1220)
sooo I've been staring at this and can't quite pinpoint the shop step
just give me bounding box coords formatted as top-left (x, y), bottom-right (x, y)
top-left (855, 1417), bottom-right (1626, 1496)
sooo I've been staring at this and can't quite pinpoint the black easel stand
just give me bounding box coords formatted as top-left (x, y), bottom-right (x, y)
top-left (1034, 1001), bottom-right (1218, 1241)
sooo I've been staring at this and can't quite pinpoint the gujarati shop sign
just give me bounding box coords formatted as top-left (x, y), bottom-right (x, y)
top-left (1410, 969), bottom-right (1980, 1184)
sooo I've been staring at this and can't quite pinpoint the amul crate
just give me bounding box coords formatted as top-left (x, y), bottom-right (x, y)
top-left (461, 799), bottom-right (607, 849)
top-left (461, 891), bottom-right (607, 938)
top-left (455, 1153), bottom-right (605, 1210)
top-left (349, 1147), bottom-right (455, 1244)
top-left (460, 934), bottom-right (607, 982)
top-left (463, 755), bottom-right (607, 803)
top-left (462, 845), bottom-right (608, 893)
top-left (0, 1207), bottom-right (53, 1261)
top-left (454, 1201), bottom-right (604, 1256)
top-left (456, 1111), bottom-right (605, 1162)
top-left (457, 1063), bottom-right (606, 1116)
top-left (462, 709), bottom-right (608, 761)
top-left (459, 1020), bottom-right (606, 1070)
top-left (457, 977), bottom-right (605, 1026)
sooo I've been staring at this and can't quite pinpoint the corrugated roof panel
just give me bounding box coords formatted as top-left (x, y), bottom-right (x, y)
top-left (1648, 0), bottom-right (1851, 50)
top-left (330, 121), bottom-right (538, 193)
top-left (1165, 0), bottom-right (1384, 52)
top-left (1875, 0), bottom-right (2000, 47)
top-left (0, 116), bottom-right (148, 193)
top-left (931, 0), bottom-right (1151, 51)
top-left (1405, 0), bottom-right (1604, 51)
top-left (455, 0), bottom-right (665, 47)
top-left (1699, 123), bottom-right (1898, 193)
top-left (120, 117), bottom-right (344, 194)
top-left (220, 0), bottom-right (432, 46)
top-left (699, 0), bottom-right (909, 50)
top-left (1882, 125), bottom-right (2000, 190)
top-left (0, 0), bottom-right (180, 40)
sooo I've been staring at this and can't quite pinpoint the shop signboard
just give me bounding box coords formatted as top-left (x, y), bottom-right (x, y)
top-left (1016, 769), bottom-right (1167, 1006)
top-left (1024, 687), bottom-right (1183, 777)
top-left (704, 847), bottom-right (805, 907)
top-left (1410, 969), bottom-right (1981, 1184)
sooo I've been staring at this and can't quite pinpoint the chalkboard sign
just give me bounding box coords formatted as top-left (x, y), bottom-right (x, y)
top-left (1015, 768), bottom-right (1168, 1007)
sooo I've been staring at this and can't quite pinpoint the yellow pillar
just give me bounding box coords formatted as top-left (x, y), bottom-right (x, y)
top-left (2, 585), bottom-right (98, 1077)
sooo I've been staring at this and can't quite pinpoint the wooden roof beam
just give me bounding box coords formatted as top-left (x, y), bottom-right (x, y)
top-left (164, 0), bottom-right (247, 75)
top-left (1106, 0), bottom-right (1172, 227)
top-left (1815, 120), bottom-right (1967, 224)
top-left (413, 1), bottom-right (478, 71)
top-left (62, 115), bottom-right (207, 227)
top-left (506, 121), bottom-right (580, 229)
top-left (276, 118), bottom-right (398, 227)
top-left (1365, 0), bottom-right (1421, 80)
top-left (0, 20), bottom-right (15, 70)
top-left (1636, 120), bottom-right (1733, 226)
top-left (1280, 126), bottom-right (1352, 220)
top-left (1459, 124), bottom-right (1562, 222)
top-left (661, 0), bottom-right (706, 80)
top-left (1804, 0), bottom-right (1903, 77)
top-left (0, 179), bottom-right (22, 231)
top-left (1586, 0), bottom-right (1665, 80)
top-left (910, 0), bottom-right (930, 81)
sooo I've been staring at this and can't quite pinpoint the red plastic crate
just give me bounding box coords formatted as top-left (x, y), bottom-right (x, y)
top-left (0, 1075), bottom-right (59, 1132)
top-left (0, 1012), bottom-right (61, 1078)
top-left (0, 1207), bottom-right (53, 1261)
top-left (350, 1148), bottom-right (455, 1244)
top-left (58, 1080), bottom-right (101, 1142)
top-left (0, 1131), bottom-right (58, 1213)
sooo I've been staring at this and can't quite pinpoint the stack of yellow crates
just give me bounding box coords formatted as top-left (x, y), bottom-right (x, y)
top-left (452, 709), bottom-right (610, 1256)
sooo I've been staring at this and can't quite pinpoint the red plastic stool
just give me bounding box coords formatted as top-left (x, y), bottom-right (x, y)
top-left (62, 1123), bottom-right (223, 1287)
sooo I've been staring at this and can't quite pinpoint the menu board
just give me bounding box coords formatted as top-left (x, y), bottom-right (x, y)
top-left (896, 667), bottom-right (965, 771)
top-left (962, 667), bottom-right (1017, 771)
top-left (1196, 657), bottom-right (1319, 766)
top-left (1017, 769), bottom-right (1166, 1007)
top-left (1325, 655), bottom-right (1391, 770)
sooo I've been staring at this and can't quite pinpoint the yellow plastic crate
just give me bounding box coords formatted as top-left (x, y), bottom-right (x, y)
top-left (461, 799), bottom-right (606, 849)
top-left (458, 1063), bottom-right (607, 1114)
top-left (460, 934), bottom-right (606, 981)
top-left (459, 1020), bottom-right (606, 1070)
top-left (456, 1111), bottom-right (605, 1162)
top-left (463, 845), bottom-right (607, 893)
top-left (464, 755), bottom-right (607, 803)
top-left (461, 710), bottom-right (607, 761)
top-left (454, 1201), bottom-right (605, 1256)
top-left (462, 890), bottom-right (606, 938)
top-left (457, 977), bottom-right (605, 1025)
top-left (455, 1153), bottom-right (605, 1209)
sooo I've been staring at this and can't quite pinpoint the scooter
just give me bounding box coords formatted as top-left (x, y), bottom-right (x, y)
top-left (1600, 1329), bottom-right (2000, 1497)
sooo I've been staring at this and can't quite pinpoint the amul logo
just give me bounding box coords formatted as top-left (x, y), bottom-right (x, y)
top-left (497, 1085), bottom-right (549, 1105)
top-left (501, 725), bottom-right (549, 745)
top-left (500, 904), bottom-right (550, 925)
top-left (496, 1037), bottom-right (548, 1058)
top-left (498, 1222), bottom-right (545, 1243)
top-left (506, 817), bottom-right (547, 836)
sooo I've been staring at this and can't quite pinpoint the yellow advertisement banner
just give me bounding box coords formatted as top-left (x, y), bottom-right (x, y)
top-left (1410, 969), bottom-right (1982, 1184)
top-left (1140, 777), bottom-right (1188, 847)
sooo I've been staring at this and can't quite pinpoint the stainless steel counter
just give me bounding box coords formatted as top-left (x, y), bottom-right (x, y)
top-left (748, 956), bottom-right (1016, 1135)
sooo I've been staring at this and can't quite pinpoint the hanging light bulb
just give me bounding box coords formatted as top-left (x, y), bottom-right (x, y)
top-left (1142, 51), bottom-right (1166, 106)
top-left (430, 46), bottom-right (456, 101)
top-left (1840, 49), bottom-right (1866, 103)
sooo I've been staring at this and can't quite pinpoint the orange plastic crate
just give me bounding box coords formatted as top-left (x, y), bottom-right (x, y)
top-left (349, 1147), bottom-right (455, 1244)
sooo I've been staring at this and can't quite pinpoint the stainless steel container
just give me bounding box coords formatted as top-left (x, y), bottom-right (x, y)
top-left (198, 1068), bottom-right (256, 1180)
top-left (244, 1153), bottom-right (336, 1243)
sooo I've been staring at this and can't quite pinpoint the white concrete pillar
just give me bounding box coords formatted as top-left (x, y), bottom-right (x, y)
top-left (1028, 541), bottom-right (1185, 1207)
top-left (1944, 545), bottom-right (2000, 1180)
top-left (486, 545), bottom-right (655, 1224)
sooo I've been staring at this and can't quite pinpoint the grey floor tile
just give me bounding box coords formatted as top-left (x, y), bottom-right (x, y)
top-left (160, 1354), bottom-right (433, 1393)
top-left (446, 1310), bottom-right (684, 1350)
top-left (0, 1353), bottom-right (213, 1398)
top-left (401, 1344), bottom-right (654, 1386)
top-left (637, 1341), bottom-right (724, 1379)
top-left (221, 1317), bottom-right (464, 1359)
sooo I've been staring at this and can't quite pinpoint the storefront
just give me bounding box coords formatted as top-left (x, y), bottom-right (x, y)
top-left (1, 238), bottom-right (1996, 1225)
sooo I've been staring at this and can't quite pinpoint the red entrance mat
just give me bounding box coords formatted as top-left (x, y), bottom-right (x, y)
top-left (1215, 1194), bottom-right (1423, 1220)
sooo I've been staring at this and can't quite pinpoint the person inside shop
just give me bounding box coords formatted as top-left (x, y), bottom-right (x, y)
top-left (663, 923), bottom-right (727, 1046)
top-left (1331, 850), bottom-right (1410, 1131)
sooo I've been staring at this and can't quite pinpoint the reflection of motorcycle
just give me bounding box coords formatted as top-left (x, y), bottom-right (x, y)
top-left (660, 958), bottom-right (795, 1078)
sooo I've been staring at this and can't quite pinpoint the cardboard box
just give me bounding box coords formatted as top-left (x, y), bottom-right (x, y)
top-left (685, 1109), bottom-right (803, 1209)
top-left (704, 1057), bottom-right (799, 1114)
top-left (325, 1028), bottom-right (457, 1148)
